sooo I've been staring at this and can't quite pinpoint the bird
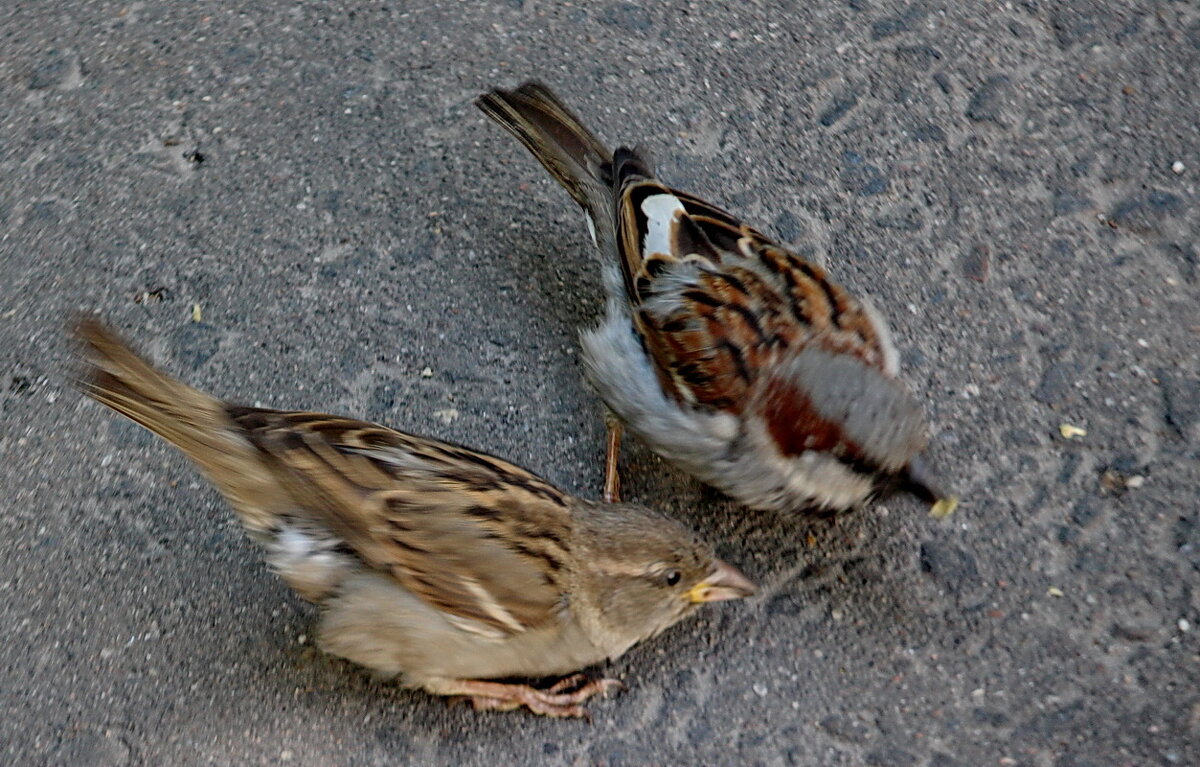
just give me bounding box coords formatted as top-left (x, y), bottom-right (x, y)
top-left (72, 319), bottom-right (756, 718)
top-left (476, 81), bottom-right (957, 518)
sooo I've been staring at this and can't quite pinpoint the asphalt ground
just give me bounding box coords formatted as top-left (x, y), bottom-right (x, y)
top-left (1, 1), bottom-right (1198, 765)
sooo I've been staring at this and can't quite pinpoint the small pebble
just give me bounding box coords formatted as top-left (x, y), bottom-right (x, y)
top-left (753, 683), bottom-right (768, 697)
top-left (1047, 587), bottom-right (1065, 598)
top-left (1125, 475), bottom-right (1145, 489)
top-left (1172, 161), bottom-right (1184, 175)
top-left (1179, 618), bottom-right (1190, 632)
top-left (420, 367), bottom-right (433, 378)
top-left (1059, 423), bottom-right (1087, 439)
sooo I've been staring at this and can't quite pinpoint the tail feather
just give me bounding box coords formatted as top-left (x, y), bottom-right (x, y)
top-left (611, 145), bottom-right (654, 186)
top-left (475, 81), bottom-right (612, 206)
top-left (477, 81), bottom-right (631, 254)
top-left (73, 318), bottom-right (282, 532)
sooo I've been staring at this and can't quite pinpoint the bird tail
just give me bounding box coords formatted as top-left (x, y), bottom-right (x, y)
top-left (475, 81), bottom-right (612, 206)
top-left (476, 81), bottom-right (628, 251)
top-left (73, 318), bottom-right (280, 532)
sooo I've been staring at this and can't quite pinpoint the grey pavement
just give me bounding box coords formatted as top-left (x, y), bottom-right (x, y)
top-left (2, 1), bottom-right (1198, 765)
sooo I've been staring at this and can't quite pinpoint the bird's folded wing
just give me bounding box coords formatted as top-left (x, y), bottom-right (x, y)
top-left (615, 180), bottom-right (897, 409)
top-left (228, 408), bottom-right (571, 637)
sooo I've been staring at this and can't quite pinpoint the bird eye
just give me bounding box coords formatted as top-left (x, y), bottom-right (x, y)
top-left (664, 569), bottom-right (682, 587)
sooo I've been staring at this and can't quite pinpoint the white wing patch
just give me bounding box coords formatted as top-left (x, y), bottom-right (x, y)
top-left (640, 193), bottom-right (686, 257)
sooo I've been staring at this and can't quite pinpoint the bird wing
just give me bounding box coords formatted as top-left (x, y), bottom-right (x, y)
top-left (228, 408), bottom-right (571, 637)
top-left (614, 176), bottom-right (898, 410)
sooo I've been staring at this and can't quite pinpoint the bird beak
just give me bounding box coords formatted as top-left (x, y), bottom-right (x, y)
top-left (902, 456), bottom-right (959, 519)
top-left (688, 559), bottom-right (758, 603)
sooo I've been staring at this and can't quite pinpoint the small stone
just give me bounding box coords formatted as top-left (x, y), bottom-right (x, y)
top-left (1100, 470), bottom-right (1129, 493)
top-left (433, 408), bottom-right (459, 424)
top-left (1047, 587), bottom-right (1065, 598)
top-left (752, 683), bottom-right (768, 697)
top-left (1059, 423), bottom-right (1087, 439)
top-left (1179, 618), bottom-right (1191, 632)
top-left (1172, 161), bottom-right (1184, 175)
top-left (420, 367), bottom-right (433, 378)
top-left (1124, 475), bottom-right (1145, 489)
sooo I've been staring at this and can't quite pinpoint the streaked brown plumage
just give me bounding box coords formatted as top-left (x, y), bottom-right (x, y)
top-left (476, 81), bottom-right (956, 516)
top-left (73, 319), bottom-right (755, 718)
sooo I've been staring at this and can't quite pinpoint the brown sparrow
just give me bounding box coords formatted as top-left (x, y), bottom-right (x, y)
top-left (73, 319), bottom-right (755, 718)
top-left (476, 82), bottom-right (956, 517)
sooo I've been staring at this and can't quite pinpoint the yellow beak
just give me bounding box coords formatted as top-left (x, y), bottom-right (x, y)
top-left (688, 559), bottom-right (757, 603)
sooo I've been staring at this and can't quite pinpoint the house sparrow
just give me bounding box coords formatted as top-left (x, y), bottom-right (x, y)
top-left (73, 319), bottom-right (755, 718)
top-left (476, 82), bottom-right (956, 518)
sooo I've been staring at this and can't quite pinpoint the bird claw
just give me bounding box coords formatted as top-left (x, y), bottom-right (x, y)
top-left (442, 676), bottom-right (624, 719)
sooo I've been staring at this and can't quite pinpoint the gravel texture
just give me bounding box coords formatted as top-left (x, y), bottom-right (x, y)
top-left (2, 1), bottom-right (1197, 764)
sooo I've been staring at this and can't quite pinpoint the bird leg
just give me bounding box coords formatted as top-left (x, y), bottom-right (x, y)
top-left (436, 676), bottom-right (623, 718)
top-left (603, 412), bottom-right (623, 504)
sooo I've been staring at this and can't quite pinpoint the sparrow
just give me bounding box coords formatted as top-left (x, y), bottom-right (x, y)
top-left (476, 81), bottom-right (957, 518)
top-left (73, 319), bottom-right (755, 718)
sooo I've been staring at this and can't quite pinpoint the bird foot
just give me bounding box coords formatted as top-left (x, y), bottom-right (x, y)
top-left (444, 676), bottom-right (624, 718)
